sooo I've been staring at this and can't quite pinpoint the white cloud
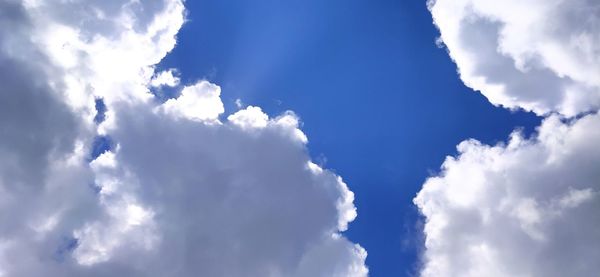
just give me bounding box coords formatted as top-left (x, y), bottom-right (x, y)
top-left (159, 81), bottom-right (224, 122)
top-left (414, 113), bottom-right (600, 277)
top-left (430, 0), bottom-right (600, 116)
top-left (0, 0), bottom-right (367, 276)
top-left (418, 2), bottom-right (600, 275)
top-left (228, 106), bottom-right (269, 129)
top-left (150, 69), bottom-right (180, 88)
top-left (28, 0), bottom-right (185, 109)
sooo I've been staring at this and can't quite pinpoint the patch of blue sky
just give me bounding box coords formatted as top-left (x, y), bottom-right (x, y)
top-left (155, 1), bottom-right (541, 275)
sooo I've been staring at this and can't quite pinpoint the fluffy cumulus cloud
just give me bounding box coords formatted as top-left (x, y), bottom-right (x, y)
top-left (417, 0), bottom-right (600, 276)
top-left (0, 0), bottom-right (367, 276)
top-left (429, 0), bottom-right (600, 116)
top-left (415, 114), bottom-right (600, 276)
top-left (71, 82), bottom-right (368, 277)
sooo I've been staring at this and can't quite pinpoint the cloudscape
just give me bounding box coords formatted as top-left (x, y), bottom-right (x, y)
top-left (0, 0), bottom-right (597, 276)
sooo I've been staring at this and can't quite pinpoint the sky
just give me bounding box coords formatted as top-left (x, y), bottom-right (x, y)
top-left (156, 1), bottom-right (540, 275)
top-left (0, 0), bottom-right (599, 276)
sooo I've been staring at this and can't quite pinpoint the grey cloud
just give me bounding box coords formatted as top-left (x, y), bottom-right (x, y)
top-left (66, 91), bottom-right (367, 276)
top-left (0, 0), bottom-right (367, 276)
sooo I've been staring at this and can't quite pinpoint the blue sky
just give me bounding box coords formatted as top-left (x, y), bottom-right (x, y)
top-left (157, 1), bottom-right (540, 275)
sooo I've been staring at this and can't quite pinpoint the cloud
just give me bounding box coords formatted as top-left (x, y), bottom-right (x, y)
top-left (150, 69), bottom-right (180, 88)
top-left (414, 113), bottom-right (600, 276)
top-left (75, 84), bottom-right (367, 276)
top-left (417, 1), bottom-right (600, 275)
top-left (159, 81), bottom-right (224, 122)
top-left (0, 1), bottom-right (107, 275)
top-left (429, 0), bottom-right (600, 116)
top-left (0, 0), bottom-right (367, 276)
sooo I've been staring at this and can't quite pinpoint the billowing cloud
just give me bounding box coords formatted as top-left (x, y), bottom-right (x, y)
top-left (0, 0), bottom-right (367, 276)
top-left (429, 0), bottom-right (600, 116)
top-left (415, 113), bottom-right (600, 276)
top-left (418, 1), bottom-right (600, 276)
top-left (75, 84), bottom-right (367, 276)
